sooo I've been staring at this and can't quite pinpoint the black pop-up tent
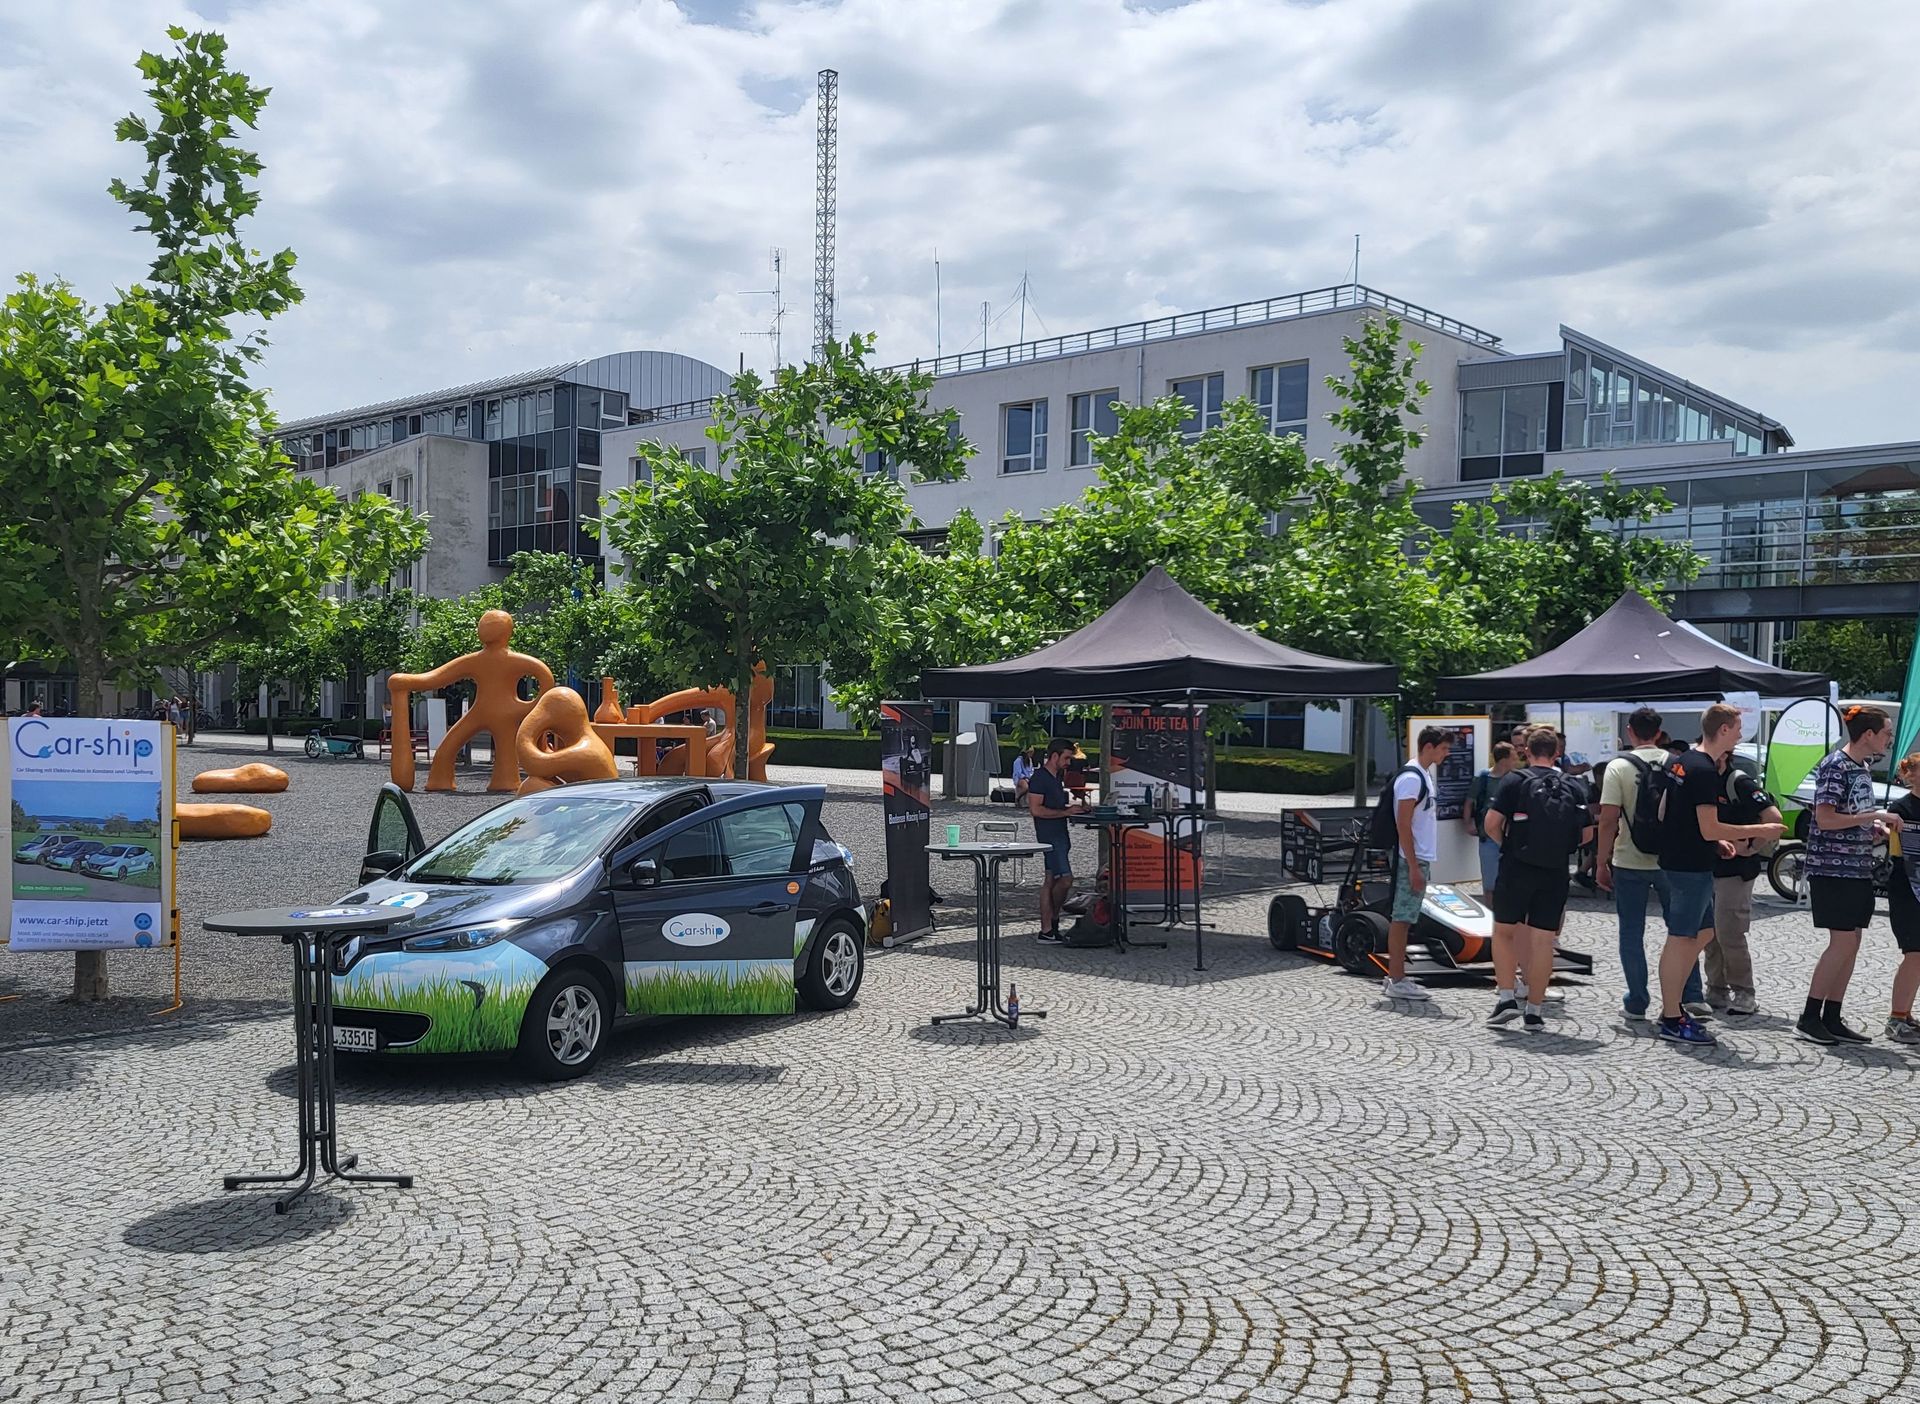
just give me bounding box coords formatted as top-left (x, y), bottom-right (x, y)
top-left (920, 567), bottom-right (1399, 968)
top-left (1435, 590), bottom-right (1827, 703)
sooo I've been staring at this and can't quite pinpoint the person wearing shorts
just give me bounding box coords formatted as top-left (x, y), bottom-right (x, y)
top-left (1880, 754), bottom-right (1920, 1045)
top-left (1027, 738), bottom-right (1089, 942)
top-left (1381, 727), bottom-right (1453, 1003)
top-left (1800, 705), bottom-right (1899, 1044)
top-left (1484, 729), bottom-right (1591, 1033)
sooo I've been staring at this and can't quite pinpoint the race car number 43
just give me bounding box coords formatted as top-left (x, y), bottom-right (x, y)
top-left (332, 1026), bottom-right (377, 1052)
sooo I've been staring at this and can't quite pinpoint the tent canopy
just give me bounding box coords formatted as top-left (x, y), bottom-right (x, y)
top-left (1435, 590), bottom-right (1828, 703)
top-left (918, 566), bottom-right (1398, 704)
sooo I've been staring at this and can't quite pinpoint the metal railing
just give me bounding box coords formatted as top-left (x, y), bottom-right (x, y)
top-left (899, 284), bottom-right (1502, 378)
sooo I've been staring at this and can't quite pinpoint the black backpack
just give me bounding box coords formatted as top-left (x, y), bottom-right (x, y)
top-left (1617, 754), bottom-right (1675, 858)
top-left (1368, 763), bottom-right (1430, 853)
top-left (1502, 767), bottom-right (1590, 869)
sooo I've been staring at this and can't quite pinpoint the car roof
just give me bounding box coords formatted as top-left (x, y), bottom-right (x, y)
top-left (527, 778), bottom-right (801, 806)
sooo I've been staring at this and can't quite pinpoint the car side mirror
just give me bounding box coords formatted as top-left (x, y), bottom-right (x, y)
top-left (361, 849), bottom-right (405, 882)
top-left (625, 858), bottom-right (660, 888)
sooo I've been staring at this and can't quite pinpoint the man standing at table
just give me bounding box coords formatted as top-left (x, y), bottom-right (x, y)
top-left (1029, 738), bottom-right (1090, 943)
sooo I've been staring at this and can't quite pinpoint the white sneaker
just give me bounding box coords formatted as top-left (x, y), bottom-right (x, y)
top-left (1682, 1001), bottom-right (1714, 1020)
top-left (1382, 976), bottom-right (1430, 1001)
top-left (1884, 1016), bottom-right (1920, 1045)
top-left (1726, 992), bottom-right (1759, 1017)
top-left (1514, 975), bottom-right (1565, 1005)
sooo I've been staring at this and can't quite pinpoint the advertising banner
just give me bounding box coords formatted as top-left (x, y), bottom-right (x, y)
top-left (1765, 698), bottom-right (1842, 824)
top-left (1405, 715), bottom-right (1489, 887)
top-left (879, 701), bottom-right (934, 943)
top-left (3, 718), bottom-right (175, 952)
top-left (1106, 705), bottom-right (1208, 902)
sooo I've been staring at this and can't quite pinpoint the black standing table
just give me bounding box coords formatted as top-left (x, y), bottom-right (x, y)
top-left (205, 905), bottom-right (415, 1214)
top-left (929, 842), bottom-right (1050, 1029)
top-left (1069, 810), bottom-right (1170, 952)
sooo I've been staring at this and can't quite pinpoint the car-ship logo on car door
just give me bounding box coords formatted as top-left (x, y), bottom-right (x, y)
top-left (663, 913), bottom-right (731, 947)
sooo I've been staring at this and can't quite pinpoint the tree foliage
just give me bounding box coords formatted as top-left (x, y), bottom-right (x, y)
top-left (0, 28), bottom-right (425, 718)
top-left (1782, 618), bottom-right (1912, 696)
top-left (602, 335), bottom-right (967, 773)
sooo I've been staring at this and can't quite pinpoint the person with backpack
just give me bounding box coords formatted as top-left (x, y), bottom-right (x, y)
top-left (1704, 748), bottom-right (1782, 1018)
top-left (1462, 740), bottom-right (1518, 900)
top-left (1377, 725), bottom-right (1454, 1002)
top-left (1597, 706), bottom-right (1707, 1023)
top-left (1484, 729), bottom-right (1594, 1032)
top-left (1653, 703), bottom-right (1785, 1047)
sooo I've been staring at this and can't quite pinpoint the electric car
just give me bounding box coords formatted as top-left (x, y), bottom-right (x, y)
top-left (79, 845), bottom-right (156, 880)
top-left (13, 834), bottom-right (66, 864)
top-left (44, 840), bottom-right (106, 872)
top-left (329, 780), bottom-right (867, 1080)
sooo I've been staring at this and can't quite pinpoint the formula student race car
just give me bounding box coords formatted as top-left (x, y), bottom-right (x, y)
top-left (327, 779), bottom-right (868, 1080)
top-left (1267, 820), bottom-right (1593, 981)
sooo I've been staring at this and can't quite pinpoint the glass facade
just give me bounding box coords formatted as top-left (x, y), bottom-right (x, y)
top-left (1563, 343), bottom-right (1765, 456)
top-left (1459, 384), bottom-right (1551, 481)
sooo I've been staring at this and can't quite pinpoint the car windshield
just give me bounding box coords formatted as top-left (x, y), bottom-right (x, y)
top-left (403, 793), bottom-right (637, 886)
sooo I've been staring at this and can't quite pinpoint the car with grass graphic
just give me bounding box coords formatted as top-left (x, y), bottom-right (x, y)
top-left (44, 840), bottom-right (107, 872)
top-left (79, 844), bottom-right (156, 880)
top-left (13, 834), bottom-right (67, 864)
top-left (331, 780), bottom-right (867, 1079)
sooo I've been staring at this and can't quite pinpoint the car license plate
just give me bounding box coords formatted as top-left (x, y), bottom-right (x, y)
top-left (332, 1025), bottom-right (377, 1053)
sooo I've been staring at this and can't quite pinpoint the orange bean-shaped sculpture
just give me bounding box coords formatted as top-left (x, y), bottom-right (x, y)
top-left (191, 763), bottom-right (290, 794)
top-left (177, 802), bottom-right (273, 839)
top-left (516, 687), bottom-right (619, 795)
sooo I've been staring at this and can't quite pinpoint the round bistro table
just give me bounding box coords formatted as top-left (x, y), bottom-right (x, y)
top-left (928, 842), bottom-right (1050, 1029)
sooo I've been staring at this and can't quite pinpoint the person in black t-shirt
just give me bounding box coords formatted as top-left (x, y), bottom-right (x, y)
top-left (1652, 704), bottom-right (1784, 1047)
top-left (1880, 755), bottom-right (1920, 1044)
top-left (1705, 753), bottom-right (1781, 1017)
top-left (1027, 738), bottom-right (1090, 942)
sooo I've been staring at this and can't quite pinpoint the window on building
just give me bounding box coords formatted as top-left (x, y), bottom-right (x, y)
top-left (1251, 362), bottom-right (1309, 438)
top-left (576, 429), bottom-right (601, 466)
top-left (376, 479), bottom-right (393, 499)
top-left (1069, 390), bottom-right (1121, 467)
top-left (1001, 400), bottom-right (1048, 474)
top-left (1460, 385), bottom-right (1548, 481)
top-left (602, 390), bottom-right (628, 426)
top-left (863, 448), bottom-right (898, 480)
top-left (1171, 374), bottom-right (1224, 437)
top-left (484, 399), bottom-right (502, 440)
top-left (535, 388), bottom-right (554, 433)
top-left (632, 456), bottom-right (651, 485)
top-left (685, 446), bottom-right (707, 469)
top-left (455, 404), bottom-right (470, 436)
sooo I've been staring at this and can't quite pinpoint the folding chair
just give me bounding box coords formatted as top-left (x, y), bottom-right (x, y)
top-left (976, 819), bottom-right (1030, 885)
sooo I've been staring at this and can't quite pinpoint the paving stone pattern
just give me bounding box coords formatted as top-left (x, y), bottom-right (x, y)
top-left (2, 756), bottom-right (1918, 1400)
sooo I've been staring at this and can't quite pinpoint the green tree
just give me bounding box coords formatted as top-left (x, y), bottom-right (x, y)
top-left (1782, 618), bottom-right (1912, 696)
top-left (11, 798), bottom-right (35, 834)
top-left (331, 590), bottom-right (418, 715)
top-left (602, 335), bottom-right (966, 776)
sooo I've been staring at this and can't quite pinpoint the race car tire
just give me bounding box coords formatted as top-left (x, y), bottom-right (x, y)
top-left (1334, 910), bottom-right (1390, 975)
top-left (798, 918), bottom-right (865, 1011)
top-left (517, 965), bottom-right (613, 1081)
top-left (1767, 843), bottom-right (1806, 903)
top-left (1267, 893), bottom-right (1309, 951)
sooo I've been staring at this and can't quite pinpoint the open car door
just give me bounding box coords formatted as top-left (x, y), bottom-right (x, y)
top-left (362, 782), bottom-right (426, 884)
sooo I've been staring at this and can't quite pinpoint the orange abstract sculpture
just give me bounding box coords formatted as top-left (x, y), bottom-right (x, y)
top-left (177, 802), bottom-right (272, 839)
top-left (387, 610), bottom-right (555, 793)
top-left (516, 687), bottom-right (619, 795)
top-left (593, 677), bottom-right (624, 725)
top-left (634, 668), bottom-right (775, 780)
top-left (191, 763), bottom-right (289, 794)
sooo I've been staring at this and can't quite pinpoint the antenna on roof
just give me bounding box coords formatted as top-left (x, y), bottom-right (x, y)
top-left (934, 249), bottom-right (942, 359)
top-left (1351, 234), bottom-right (1361, 287)
top-left (739, 247), bottom-right (787, 372)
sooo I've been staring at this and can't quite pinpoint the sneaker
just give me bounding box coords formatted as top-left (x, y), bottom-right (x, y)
top-left (1035, 928), bottom-right (1065, 945)
top-left (1381, 976), bottom-right (1430, 1001)
top-left (1682, 1001), bottom-right (1714, 1020)
top-left (1705, 988), bottom-right (1733, 1012)
top-left (1795, 1013), bottom-right (1838, 1046)
top-left (1514, 975), bottom-right (1565, 1005)
top-left (1726, 992), bottom-right (1758, 1017)
top-left (1658, 1015), bottom-right (1717, 1046)
top-left (1522, 1011), bottom-right (1546, 1034)
top-left (1824, 1012), bottom-right (1872, 1044)
top-left (1622, 1004), bottom-right (1650, 1024)
top-left (1487, 997), bottom-right (1521, 1027)
top-left (1884, 1017), bottom-right (1920, 1045)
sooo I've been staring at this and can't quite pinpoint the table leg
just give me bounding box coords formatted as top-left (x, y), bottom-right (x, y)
top-left (316, 939), bottom-right (412, 1192)
top-left (1114, 825), bottom-right (1166, 952)
top-left (931, 856), bottom-right (1045, 1027)
top-left (224, 935), bottom-right (318, 1205)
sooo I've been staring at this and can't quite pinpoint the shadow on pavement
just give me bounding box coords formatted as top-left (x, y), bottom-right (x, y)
top-left (123, 1193), bottom-right (354, 1253)
top-left (907, 1021), bottom-right (1045, 1046)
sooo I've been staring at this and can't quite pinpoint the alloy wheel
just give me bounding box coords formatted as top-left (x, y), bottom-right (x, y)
top-left (822, 929), bottom-right (860, 997)
top-left (544, 985), bottom-right (602, 1066)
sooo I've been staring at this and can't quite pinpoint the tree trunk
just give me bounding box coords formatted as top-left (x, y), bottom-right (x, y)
top-left (71, 654), bottom-right (111, 1003)
top-left (734, 657), bottom-right (755, 780)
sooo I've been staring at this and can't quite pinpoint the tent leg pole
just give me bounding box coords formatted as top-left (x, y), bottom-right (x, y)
top-left (1190, 699), bottom-right (1204, 973)
top-left (1351, 698), bottom-right (1368, 810)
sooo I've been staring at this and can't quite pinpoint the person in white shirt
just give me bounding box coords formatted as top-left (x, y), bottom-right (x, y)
top-left (1383, 726), bottom-right (1453, 1001)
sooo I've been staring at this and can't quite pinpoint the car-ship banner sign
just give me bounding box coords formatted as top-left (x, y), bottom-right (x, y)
top-left (2, 718), bottom-right (175, 952)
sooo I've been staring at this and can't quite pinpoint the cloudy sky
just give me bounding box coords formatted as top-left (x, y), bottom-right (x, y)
top-left (2, 0), bottom-right (1915, 449)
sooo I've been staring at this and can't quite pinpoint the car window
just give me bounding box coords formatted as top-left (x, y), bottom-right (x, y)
top-left (719, 803), bottom-right (805, 876)
top-left (406, 793), bottom-right (636, 885)
top-left (629, 793), bottom-right (707, 844)
top-left (656, 820), bottom-right (725, 882)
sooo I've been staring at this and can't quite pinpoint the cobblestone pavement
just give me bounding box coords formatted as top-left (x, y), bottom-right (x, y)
top-left (4, 766), bottom-right (1919, 1400)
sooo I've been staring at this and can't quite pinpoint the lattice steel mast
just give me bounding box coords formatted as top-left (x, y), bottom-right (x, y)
top-left (812, 68), bottom-right (838, 363)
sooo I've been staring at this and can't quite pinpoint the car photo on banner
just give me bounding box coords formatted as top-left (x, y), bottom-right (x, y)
top-left (330, 779), bottom-right (868, 1080)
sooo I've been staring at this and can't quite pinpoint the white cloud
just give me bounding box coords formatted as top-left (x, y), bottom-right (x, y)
top-left (0, 0), bottom-right (1915, 449)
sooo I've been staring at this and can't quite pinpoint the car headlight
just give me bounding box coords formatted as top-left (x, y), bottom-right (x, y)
top-left (401, 919), bottom-right (522, 952)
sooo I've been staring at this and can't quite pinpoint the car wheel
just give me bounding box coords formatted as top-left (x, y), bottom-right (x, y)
top-left (798, 918), bottom-right (864, 1011)
top-left (1334, 911), bottom-right (1389, 975)
top-left (1267, 893), bottom-right (1309, 951)
top-left (1767, 844), bottom-right (1805, 903)
top-left (516, 967), bottom-right (612, 1081)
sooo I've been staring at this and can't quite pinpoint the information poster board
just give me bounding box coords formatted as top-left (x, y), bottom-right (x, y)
top-left (2, 718), bottom-right (175, 952)
top-left (879, 701), bottom-right (933, 943)
top-left (1404, 715), bottom-right (1488, 887)
top-left (1107, 705), bottom-right (1209, 902)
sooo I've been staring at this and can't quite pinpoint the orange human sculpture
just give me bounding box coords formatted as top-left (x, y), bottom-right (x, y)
top-left (516, 687), bottom-right (619, 795)
top-left (177, 802), bottom-right (272, 839)
top-left (636, 668), bottom-right (775, 780)
top-left (192, 763), bottom-right (289, 794)
top-left (386, 610), bottom-right (555, 793)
